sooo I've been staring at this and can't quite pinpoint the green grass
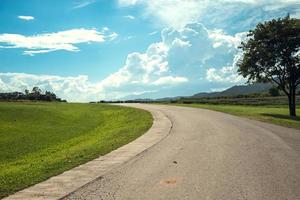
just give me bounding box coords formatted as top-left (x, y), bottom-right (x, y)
top-left (171, 103), bottom-right (300, 129)
top-left (0, 102), bottom-right (152, 198)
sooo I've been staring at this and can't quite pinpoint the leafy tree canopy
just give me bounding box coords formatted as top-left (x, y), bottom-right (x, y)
top-left (238, 15), bottom-right (300, 116)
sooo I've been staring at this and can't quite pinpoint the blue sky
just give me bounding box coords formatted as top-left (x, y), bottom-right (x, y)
top-left (0, 0), bottom-right (299, 101)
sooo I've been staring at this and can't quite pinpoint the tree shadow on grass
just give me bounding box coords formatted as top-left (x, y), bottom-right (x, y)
top-left (261, 113), bottom-right (300, 121)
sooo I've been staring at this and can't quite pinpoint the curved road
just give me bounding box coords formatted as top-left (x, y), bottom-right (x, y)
top-left (65, 104), bottom-right (300, 200)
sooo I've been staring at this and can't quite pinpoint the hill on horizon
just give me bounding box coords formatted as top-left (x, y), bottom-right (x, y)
top-left (128, 82), bottom-right (273, 102)
top-left (192, 83), bottom-right (273, 98)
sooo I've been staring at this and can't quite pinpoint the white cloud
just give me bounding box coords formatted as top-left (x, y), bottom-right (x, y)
top-left (118, 0), bottom-right (139, 6)
top-left (18, 16), bottom-right (34, 21)
top-left (3, 1), bottom-right (298, 101)
top-left (97, 22), bottom-right (246, 99)
top-left (152, 76), bottom-right (188, 86)
top-left (149, 31), bottom-right (158, 36)
top-left (0, 28), bottom-right (117, 55)
top-left (0, 73), bottom-right (104, 102)
top-left (208, 29), bottom-right (247, 49)
top-left (73, 0), bottom-right (97, 9)
top-left (142, 0), bottom-right (202, 29)
top-left (23, 49), bottom-right (58, 56)
top-left (0, 23), bottom-right (250, 101)
top-left (206, 66), bottom-right (245, 83)
top-left (210, 87), bottom-right (231, 92)
top-left (206, 47), bottom-right (245, 84)
top-left (98, 42), bottom-right (171, 97)
top-left (118, 0), bottom-right (300, 29)
top-left (124, 15), bottom-right (135, 20)
top-left (107, 32), bottom-right (118, 41)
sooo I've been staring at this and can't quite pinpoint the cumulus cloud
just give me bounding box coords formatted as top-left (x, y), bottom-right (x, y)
top-left (1, 22), bottom-right (248, 101)
top-left (0, 73), bottom-right (103, 102)
top-left (98, 42), bottom-right (175, 97)
top-left (160, 23), bottom-right (246, 80)
top-left (97, 22), bottom-right (246, 99)
top-left (206, 49), bottom-right (246, 83)
top-left (118, 0), bottom-right (300, 30)
top-left (18, 16), bottom-right (34, 21)
top-left (3, 1), bottom-right (298, 101)
top-left (0, 73), bottom-right (186, 102)
top-left (0, 28), bottom-right (118, 55)
top-left (206, 66), bottom-right (245, 83)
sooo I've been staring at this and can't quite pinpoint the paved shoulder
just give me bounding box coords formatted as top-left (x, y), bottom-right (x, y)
top-left (66, 104), bottom-right (300, 200)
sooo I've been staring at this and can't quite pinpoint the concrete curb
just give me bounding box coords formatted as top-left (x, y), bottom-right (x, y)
top-left (4, 104), bottom-right (172, 200)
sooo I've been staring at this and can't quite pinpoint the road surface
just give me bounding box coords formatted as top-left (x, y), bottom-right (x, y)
top-left (65, 104), bottom-right (300, 200)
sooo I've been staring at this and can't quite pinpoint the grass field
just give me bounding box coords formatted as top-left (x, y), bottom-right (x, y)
top-left (171, 103), bottom-right (300, 129)
top-left (0, 102), bottom-right (152, 198)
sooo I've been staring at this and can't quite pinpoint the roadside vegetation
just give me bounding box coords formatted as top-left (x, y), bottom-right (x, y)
top-left (170, 103), bottom-right (300, 129)
top-left (171, 95), bottom-right (300, 105)
top-left (0, 87), bottom-right (66, 102)
top-left (0, 102), bottom-right (152, 198)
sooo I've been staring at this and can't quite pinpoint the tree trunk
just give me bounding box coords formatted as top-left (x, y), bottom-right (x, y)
top-left (288, 87), bottom-right (297, 117)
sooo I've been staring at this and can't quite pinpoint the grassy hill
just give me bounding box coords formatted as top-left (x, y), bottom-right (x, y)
top-left (0, 102), bottom-right (152, 198)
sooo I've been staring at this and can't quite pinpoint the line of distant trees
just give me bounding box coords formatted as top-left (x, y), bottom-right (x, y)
top-left (0, 87), bottom-right (67, 102)
top-left (90, 100), bottom-right (149, 104)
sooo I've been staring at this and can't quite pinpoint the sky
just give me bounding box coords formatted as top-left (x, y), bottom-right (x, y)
top-left (0, 0), bottom-right (299, 102)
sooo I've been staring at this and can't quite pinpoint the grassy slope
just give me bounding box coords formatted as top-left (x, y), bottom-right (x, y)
top-left (0, 102), bottom-right (152, 198)
top-left (171, 103), bottom-right (300, 129)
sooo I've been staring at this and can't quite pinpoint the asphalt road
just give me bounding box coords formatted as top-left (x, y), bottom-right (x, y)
top-left (65, 104), bottom-right (300, 200)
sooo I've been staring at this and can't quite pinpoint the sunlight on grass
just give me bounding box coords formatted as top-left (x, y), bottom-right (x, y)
top-left (0, 102), bottom-right (152, 198)
top-left (172, 104), bottom-right (300, 129)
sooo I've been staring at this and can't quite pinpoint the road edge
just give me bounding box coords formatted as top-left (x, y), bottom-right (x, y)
top-left (4, 104), bottom-right (172, 200)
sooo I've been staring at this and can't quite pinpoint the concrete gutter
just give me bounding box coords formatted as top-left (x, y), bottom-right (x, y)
top-left (4, 104), bottom-right (172, 200)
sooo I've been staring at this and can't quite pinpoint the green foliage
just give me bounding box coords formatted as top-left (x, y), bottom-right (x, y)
top-left (269, 87), bottom-right (280, 96)
top-left (237, 15), bottom-right (300, 116)
top-left (238, 15), bottom-right (300, 84)
top-left (0, 87), bottom-right (65, 102)
top-left (0, 102), bottom-right (152, 198)
top-left (172, 103), bottom-right (300, 129)
top-left (165, 94), bottom-right (296, 106)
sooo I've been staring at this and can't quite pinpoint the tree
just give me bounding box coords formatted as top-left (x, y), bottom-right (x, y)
top-left (32, 87), bottom-right (42, 95)
top-left (237, 15), bottom-right (300, 117)
top-left (45, 91), bottom-right (56, 101)
top-left (269, 87), bottom-right (280, 97)
top-left (24, 89), bottom-right (29, 95)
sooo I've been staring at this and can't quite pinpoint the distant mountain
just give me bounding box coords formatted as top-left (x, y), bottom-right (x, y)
top-left (155, 96), bottom-right (183, 101)
top-left (192, 83), bottom-right (273, 98)
top-left (130, 96), bottom-right (183, 102)
top-left (129, 98), bottom-right (153, 102)
top-left (126, 83), bottom-right (273, 102)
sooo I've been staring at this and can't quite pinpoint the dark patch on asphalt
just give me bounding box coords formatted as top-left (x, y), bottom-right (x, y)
top-left (161, 178), bottom-right (177, 185)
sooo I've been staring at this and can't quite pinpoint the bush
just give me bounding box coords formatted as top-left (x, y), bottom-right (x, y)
top-left (269, 87), bottom-right (280, 96)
